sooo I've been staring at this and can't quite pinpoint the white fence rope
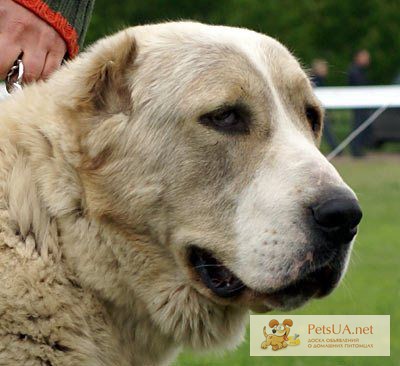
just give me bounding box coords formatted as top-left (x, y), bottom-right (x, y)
top-left (326, 105), bottom-right (389, 160)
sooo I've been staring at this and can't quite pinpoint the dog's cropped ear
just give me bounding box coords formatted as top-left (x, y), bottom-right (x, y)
top-left (283, 319), bottom-right (293, 327)
top-left (269, 319), bottom-right (279, 328)
top-left (72, 31), bottom-right (137, 114)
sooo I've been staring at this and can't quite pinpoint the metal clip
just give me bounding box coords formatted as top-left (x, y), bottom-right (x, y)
top-left (6, 59), bottom-right (24, 94)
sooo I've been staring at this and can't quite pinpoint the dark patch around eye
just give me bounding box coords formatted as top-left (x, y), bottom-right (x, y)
top-left (199, 105), bottom-right (250, 135)
top-left (305, 105), bottom-right (322, 133)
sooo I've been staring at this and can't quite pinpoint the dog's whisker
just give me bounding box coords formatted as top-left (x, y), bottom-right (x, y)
top-left (350, 247), bottom-right (361, 263)
top-left (225, 284), bottom-right (246, 292)
top-left (193, 264), bottom-right (227, 269)
top-left (340, 278), bottom-right (356, 306)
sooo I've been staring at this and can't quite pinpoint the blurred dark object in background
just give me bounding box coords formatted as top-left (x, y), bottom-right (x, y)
top-left (371, 109), bottom-right (400, 148)
top-left (348, 50), bottom-right (373, 157)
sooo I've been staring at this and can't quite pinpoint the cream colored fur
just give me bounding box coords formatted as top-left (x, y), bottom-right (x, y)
top-left (0, 22), bottom-right (356, 365)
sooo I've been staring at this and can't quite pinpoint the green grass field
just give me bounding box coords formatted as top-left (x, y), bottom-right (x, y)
top-left (175, 155), bottom-right (400, 366)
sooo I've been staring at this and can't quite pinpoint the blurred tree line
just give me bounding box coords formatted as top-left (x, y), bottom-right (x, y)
top-left (86, 0), bottom-right (400, 85)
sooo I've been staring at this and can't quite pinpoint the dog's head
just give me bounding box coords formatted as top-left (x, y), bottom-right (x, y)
top-left (61, 22), bottom-right (361, 313)
top-left (269, 319), bottom-right (292, 338)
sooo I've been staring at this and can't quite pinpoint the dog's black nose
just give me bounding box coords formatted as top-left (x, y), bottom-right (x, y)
top-left (311, 195), bottom-right (362, 243)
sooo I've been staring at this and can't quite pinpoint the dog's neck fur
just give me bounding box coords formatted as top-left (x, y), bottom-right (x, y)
top-left (0, 83), bottom-right (248, 365)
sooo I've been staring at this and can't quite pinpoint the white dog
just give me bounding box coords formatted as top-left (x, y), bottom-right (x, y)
top-left (0, 22), bottom-right (361, 365)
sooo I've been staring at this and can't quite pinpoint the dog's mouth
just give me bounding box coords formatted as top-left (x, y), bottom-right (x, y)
top-left (188, 246), bottom-right (245, 298)
top-left (188, 246), bottom-right (343, 308)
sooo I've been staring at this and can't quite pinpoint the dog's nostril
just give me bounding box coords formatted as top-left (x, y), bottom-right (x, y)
top-left (311, 197), bottom-right (362, 241)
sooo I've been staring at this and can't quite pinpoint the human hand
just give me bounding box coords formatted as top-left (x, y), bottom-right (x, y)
top-left (0, 0), bottom-right (67, 83)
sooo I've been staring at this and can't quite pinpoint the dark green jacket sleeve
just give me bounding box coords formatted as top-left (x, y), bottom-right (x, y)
top-left (43, 0), bottom-right (95, 50)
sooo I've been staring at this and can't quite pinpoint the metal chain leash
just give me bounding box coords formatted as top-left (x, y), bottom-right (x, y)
top-left (5, 59), bottom-right (24, 94)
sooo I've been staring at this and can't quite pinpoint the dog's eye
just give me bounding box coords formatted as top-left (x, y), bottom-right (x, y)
top-left (305, 105), bottom-right (321, 133)
top-left (199, 107), bottom-right (249, 134)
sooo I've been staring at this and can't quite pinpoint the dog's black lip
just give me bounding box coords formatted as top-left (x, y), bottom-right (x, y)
top-left (188, 246), bottom-right (245, 298)
top-left (188, 246), bottom-right (343, 303)
top-left (259, 264), bottom-right (341, 308)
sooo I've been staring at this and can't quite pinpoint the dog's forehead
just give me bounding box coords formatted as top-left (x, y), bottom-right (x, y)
top-left (135, 22), bottom-right (304, 79)
top-left (206, 26), bottom-right (302, 78)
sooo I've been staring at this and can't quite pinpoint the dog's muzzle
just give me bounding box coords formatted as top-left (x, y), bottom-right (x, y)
top-left (188, 243), bottom-right (350, 310)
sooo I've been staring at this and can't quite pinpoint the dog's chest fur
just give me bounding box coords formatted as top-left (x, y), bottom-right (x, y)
top-left (0, 131), bottom-right (179, 365)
